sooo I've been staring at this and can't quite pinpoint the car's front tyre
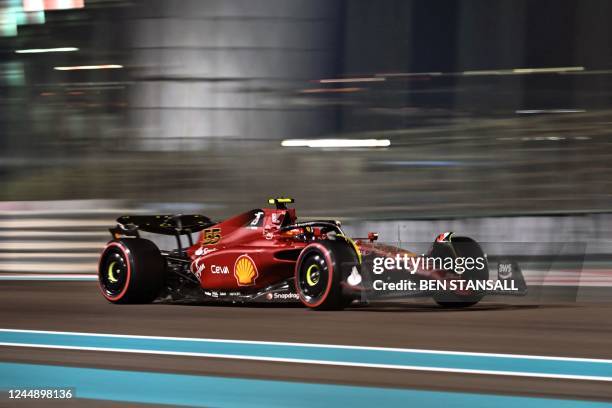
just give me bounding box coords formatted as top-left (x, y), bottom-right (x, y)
top-left (431, 236), bottom-right (489, 308)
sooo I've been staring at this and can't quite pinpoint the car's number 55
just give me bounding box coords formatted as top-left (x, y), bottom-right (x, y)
top-left (202, 228), bottom-right (221, 245)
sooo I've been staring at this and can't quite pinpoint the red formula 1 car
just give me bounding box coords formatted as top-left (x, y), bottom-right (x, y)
top-left (98, 198), bottom-right (526, 310)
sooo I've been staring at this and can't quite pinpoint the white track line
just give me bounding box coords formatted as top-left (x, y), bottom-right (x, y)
top-left (1, 328), bottom-right (610, 364)
top-left (0, 342), bottom-right (610, 382)
top-left (0, 329), bottom-right (611, 382)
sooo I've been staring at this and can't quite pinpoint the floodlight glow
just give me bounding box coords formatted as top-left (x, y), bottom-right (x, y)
top-left (318, 77), bottom-right (385, 83)
top-left (516, 109), bottom-right (586, 114)
top-left (54, 64), bottom-right (123, 71)
top-left (281, 139), bottom-right (391, 148)
top-left (23, 0), bottom-right (84, 12)
top-left (512, 66), bottom-right (584, 74)
top-left (16, 47), bottom-right (78, 53)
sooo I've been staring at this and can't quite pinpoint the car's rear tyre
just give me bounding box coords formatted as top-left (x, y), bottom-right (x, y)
top-left (98, 238), bottom-right (165, 304)
top-left (432, 236), bottom-right (488, 308)
top-left (295, 240), bottom-right (358, 310)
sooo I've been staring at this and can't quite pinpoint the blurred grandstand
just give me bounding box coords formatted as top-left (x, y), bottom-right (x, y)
top-left (0, 0), bottom-right (611, 220)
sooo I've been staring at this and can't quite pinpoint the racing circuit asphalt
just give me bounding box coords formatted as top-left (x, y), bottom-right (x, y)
top-left (1, 280), bottom-right (612, 407)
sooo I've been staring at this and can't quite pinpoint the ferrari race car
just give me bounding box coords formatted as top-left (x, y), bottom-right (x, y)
top-left (98, 198), bottom-right (527, 310)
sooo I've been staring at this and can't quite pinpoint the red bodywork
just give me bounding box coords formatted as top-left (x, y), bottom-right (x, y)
top-left (186, 208), bottom-right (309, 291)
top-left (184, 207), bottom-right (444, 292)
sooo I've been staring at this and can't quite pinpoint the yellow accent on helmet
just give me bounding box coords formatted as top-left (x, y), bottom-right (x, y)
top-left (268, 197), bottom-right (294, 204)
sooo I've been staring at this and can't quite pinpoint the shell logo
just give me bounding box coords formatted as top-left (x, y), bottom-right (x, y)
top-left (234, 254), bottom-right (258, 286)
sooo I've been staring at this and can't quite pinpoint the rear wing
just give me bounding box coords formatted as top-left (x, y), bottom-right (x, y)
top-left (110, 214), bottom-right (215, 252)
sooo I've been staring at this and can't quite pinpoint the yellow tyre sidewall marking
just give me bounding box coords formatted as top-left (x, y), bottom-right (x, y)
top-left (306, 264), bottom-right (319, 286)
top-left (107, 261), bottom-right (118, 283)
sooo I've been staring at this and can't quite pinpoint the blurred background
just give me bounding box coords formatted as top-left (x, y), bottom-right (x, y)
top-left (2, 5), bottom-right (612, 403)
top-left (1, 0), bottom-right (612, 260)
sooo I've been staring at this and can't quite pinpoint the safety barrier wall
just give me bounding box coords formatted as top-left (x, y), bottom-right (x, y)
top-left (1, 200), bottom-right (611, 275)
top-left (344, 213), bottom-right (612, 255)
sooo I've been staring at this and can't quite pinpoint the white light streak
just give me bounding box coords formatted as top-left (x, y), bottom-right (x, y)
top-left (376, 72), bottom-right (443, 77)
top-left (512, 66), bottom-right (584, 74)
top-left (318, 77), bottom-right (385, 83)
top-left (54, 64), bottom-right (123, 71)
top-left (516, 109), bottom-right (586, 114)
top-left (281, 139), bottom-right (391, 148)
top-left (16, 47), bottom-right (79, 54)
top-left (462, 70), bottom-right (512, 76)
